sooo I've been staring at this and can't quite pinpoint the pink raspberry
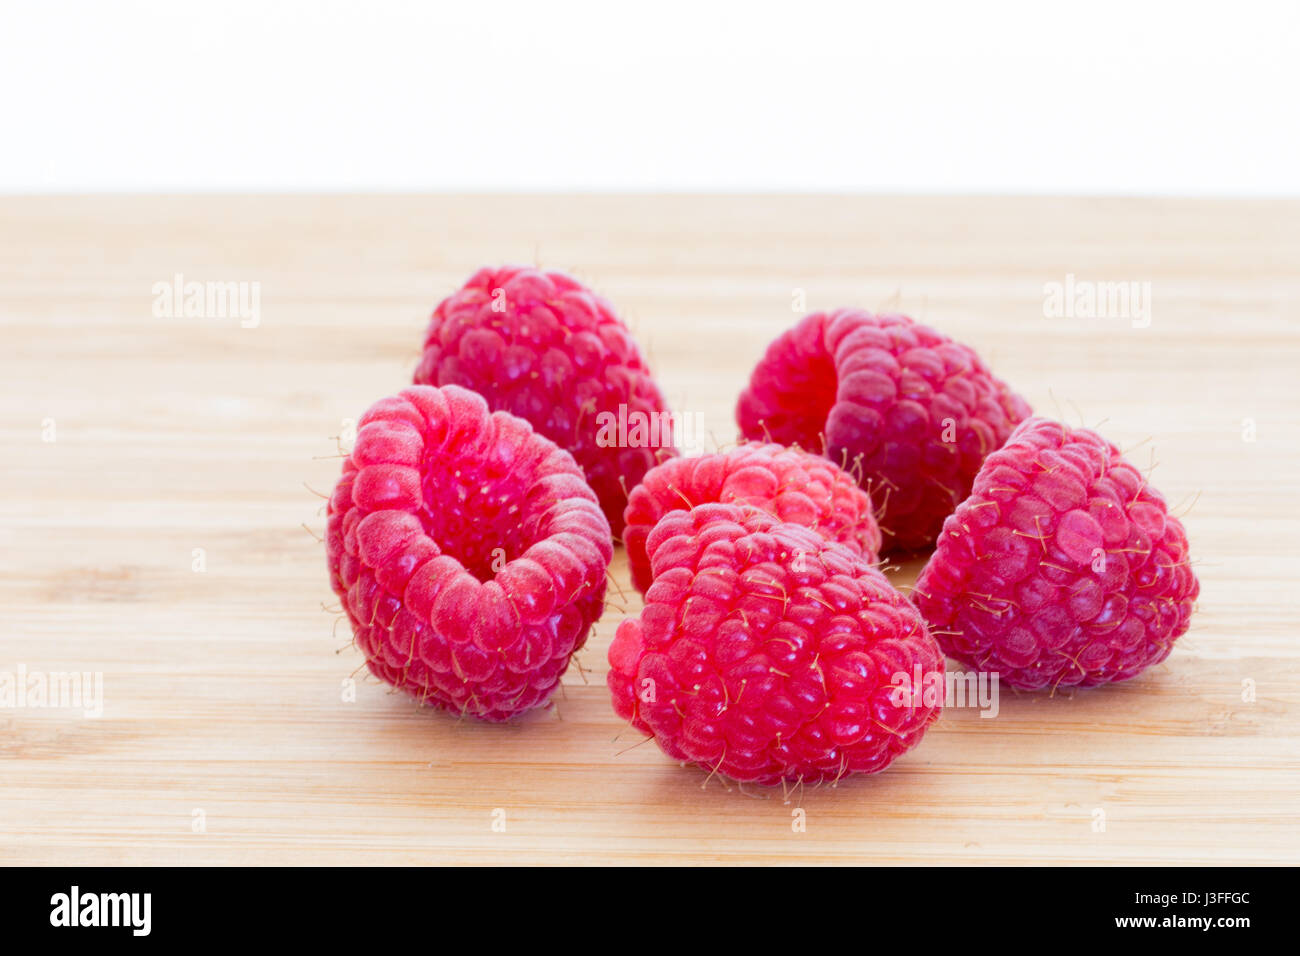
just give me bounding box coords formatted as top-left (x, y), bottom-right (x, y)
top-left (914, 417), bottom-right (1199, 690)
top-left (622, 442), bottom-right (882, 595)
top-left (607, 503), bottom-right (944, 785)
top-left (326, 384), bottom-right (612, 721)
top-left (737, 309), bottom-right (1030, 552)
top-left (414, 265), bottom-right (675, 537)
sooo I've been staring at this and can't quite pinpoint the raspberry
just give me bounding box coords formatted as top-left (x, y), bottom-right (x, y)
top-left (622, 442), bottom-right (881, 595)
top-left (326, 384), bottom-right (612, 721)
top-left (414, 265), bottom-right (675, 537)
top-left (607, 503), bottom-right (943, 785)
top-left (737, 309), bottom-right (1030, 552)
top-left (913, 417), bottom-right (1199, 690)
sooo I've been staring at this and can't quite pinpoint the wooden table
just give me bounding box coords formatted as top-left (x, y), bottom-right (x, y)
top-left (1, 196), bottom-right (1296, 865)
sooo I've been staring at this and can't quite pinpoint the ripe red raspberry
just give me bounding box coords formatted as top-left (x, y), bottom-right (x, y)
top-left (326, 384), bottom-right (612, 721)
top-left (914, 417), bottom-right (1199, 690)
top-left (414, 265), bottom-right (675, 537)
top-left (607, 503), bottom-right (943, 785)
top-left (622, 442), bottom-right (882, 595)
top-left (737, 309), bottom-right (1030, 552)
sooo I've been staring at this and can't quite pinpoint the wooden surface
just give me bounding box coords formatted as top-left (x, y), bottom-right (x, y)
top-left (1, 195), bottom-right (1297, 865)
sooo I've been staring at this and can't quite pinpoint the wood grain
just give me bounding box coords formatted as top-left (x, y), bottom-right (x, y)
top-left (1, 195), bottom-right (1297, 865)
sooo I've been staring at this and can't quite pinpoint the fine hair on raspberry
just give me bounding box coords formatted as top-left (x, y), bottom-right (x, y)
top-left (414, 265), bottom-right (675, 537)
top-left (737, 309), bottom-right (1030, 552)
top-left (326, 384), bottom-right (612, 721)
top-left (914, 417), bottom-right (1199, 690)
top-left (608, 503), bottom-right (944, 785)
top-left (622, 441), bottom-right (882, 595)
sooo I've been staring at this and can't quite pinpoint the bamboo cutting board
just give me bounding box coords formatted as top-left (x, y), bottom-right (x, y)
top-left (1, 195), bottom-right (1296, 865)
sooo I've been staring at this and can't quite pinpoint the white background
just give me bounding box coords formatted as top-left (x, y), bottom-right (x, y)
top-left (3, 0), bottom-right (1297, 194)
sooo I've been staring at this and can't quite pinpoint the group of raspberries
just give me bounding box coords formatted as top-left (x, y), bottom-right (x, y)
top-left (327, 265), bottom-right (1198, 786)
